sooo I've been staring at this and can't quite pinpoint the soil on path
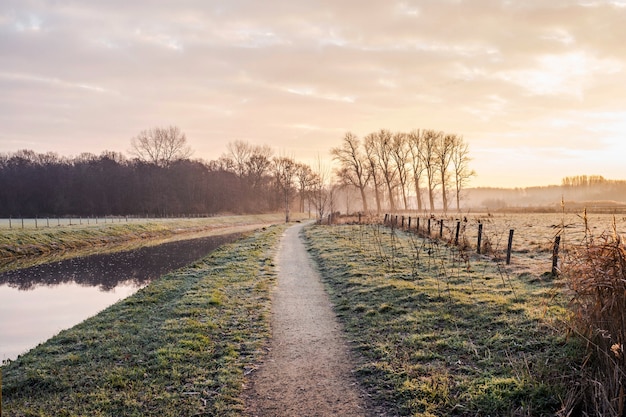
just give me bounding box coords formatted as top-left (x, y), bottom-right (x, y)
top-left (244, 222), bottom-right (377, 417)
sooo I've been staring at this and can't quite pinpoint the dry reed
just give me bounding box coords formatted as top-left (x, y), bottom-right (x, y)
top-left (564, 223), bottom-right (626, 416)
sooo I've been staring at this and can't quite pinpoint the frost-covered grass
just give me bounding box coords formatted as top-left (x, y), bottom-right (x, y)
top-left (1, 224), bottom-right (287, 416)
top-left (0, 213), bottom-right (294, 261)
top-left (1, 214), bottom-right (591, 416)
top-left (304, 223), bottom-right (582, 416)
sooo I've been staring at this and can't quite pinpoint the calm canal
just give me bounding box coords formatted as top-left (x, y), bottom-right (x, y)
top-left (0, 232), bottom-right (242, 362)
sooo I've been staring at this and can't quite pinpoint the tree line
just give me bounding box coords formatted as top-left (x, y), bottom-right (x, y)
top-left (0, 140), bottom-right (324, 219)
top-left (561, 175), bottom-right (615, 188)
top-left (0, 149), bottom-right (293, 218)
top-left (332, 129), bottom-right (474, 213)
top-left (0, 149), bottom-right (239, 217)
top-left (0, 126), bottom-right (475, 218)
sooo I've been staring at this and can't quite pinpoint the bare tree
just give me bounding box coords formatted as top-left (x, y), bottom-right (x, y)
top-left (363, 134), bottom-right (383, 214)
top-left (226, 140), bottom-right (252, 178)
top-left (295, 163), bottom-right (316, 213)
top-left (451, 136), bottom-right (475, 211)
top-left (245, 146), bottom-right (273, 189)
top-left (367, 129), bottom-right (398, 211)
top-left (221, 140), bottom-right (274, 212)
top-left (327, 183), bottom-right (339, 223)
top-left (390, 132), bottom-right (411, 210)
top-left (419, 129), bottom-right (441, 212)
top-left (224, 140), bottom-right (273, 182)
top-left (407, 130), bottom-right (426, 211)
top-left (310, 157), bottom-right (331, 222)
top-left (130, 126), bottom-right (192, 167)
top-left (273, 156), bottom-right (297, 222)
top-left (435, 133), bottom-right (457, 212)
top-left (331, 132), bottom-right (371, 213)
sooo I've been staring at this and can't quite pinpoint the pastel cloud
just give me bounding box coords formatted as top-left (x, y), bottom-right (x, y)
top-left (1, 0), bottom-right (626, 186)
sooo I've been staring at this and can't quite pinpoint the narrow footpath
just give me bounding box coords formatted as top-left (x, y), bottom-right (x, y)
top-left (244, 222), bottom-right (374, 417)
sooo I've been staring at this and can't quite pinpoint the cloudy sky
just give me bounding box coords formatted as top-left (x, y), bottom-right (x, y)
top-left (2, 1), bottom-right (626, 187)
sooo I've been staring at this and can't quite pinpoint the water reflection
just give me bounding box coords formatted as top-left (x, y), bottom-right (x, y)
top-left (0, 232), bottom-right (242, 361)
top-left (0, 283), bottom-right (140, 363)
top-left (0, 233), bottom-right (242, 291)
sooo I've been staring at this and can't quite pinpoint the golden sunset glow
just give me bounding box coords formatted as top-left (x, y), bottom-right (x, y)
top-left (2, 1), bottom-right (626, 187)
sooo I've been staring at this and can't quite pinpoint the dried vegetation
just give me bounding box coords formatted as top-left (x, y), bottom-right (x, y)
top-left (563, 213), bottom-right (626, 416)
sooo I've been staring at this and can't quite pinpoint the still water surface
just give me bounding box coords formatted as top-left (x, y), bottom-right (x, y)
top-left (0, 233), bottom-right (242, 362)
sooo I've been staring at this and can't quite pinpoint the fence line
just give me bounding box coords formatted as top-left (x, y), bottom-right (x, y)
top-left (381, 213), bottom-right (563, 276)
top-left (0, 214), bottom-right (218, 230)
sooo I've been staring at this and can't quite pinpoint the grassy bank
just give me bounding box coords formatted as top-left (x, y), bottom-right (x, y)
top-left (304, 224), bottom-right (582, 416)
top-left (0, 213), bottom-right (294, 262)
top-left (1, 224), bottom-right (287, 416)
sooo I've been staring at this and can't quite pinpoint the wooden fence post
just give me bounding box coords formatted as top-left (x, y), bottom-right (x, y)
top-left (552, 235), bottom-right (561, 276)
top-left (477, 223), bottom-right (483, 254)
top-left (455, 221), bottom-right (460, 245)
top-left (506, 229), bottom-right (514, 265)
top-left (439, 219), bottom-right (444, 238)
top-left (427, 218), bottom-right (431, 236)
top-left (401, 216), bottom-right (405, 229)
top-left (416, 217), bottom-right (420, 234)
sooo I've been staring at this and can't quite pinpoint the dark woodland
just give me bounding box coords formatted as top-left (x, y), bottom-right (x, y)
top-left (0, 149), bottom-right (279, 217)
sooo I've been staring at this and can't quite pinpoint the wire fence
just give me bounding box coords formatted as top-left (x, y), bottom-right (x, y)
top-left (0, 214), bottom-right (216, 230)
top-left (328, 211), bottom-right (626, 277)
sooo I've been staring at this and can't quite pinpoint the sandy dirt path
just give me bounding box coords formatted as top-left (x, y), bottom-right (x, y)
top-left (244, 222), bottom-right (375, 417)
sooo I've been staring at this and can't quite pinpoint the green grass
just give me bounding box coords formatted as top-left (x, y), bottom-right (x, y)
top-left (0, 214), bottom-right (295, 270)
top-left (303, 224), bottom-right (582, 417)
top-left (1, 224), bottom-right (287, 416)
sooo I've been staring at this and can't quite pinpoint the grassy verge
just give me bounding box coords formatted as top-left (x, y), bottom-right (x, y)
top-left (303, 224), bottom-right (582, 417)
top-left (1, 224), bottom-right (287, 416)
top-left (0, 213), bottom-right (297, 262)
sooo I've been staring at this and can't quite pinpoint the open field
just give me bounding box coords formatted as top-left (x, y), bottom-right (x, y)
top-left (304, 216), bottom-right (592, 416)
top-left (381, 211), bottom-right (626, 276)
top-left (1, 224), bottom-right (287, 416)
